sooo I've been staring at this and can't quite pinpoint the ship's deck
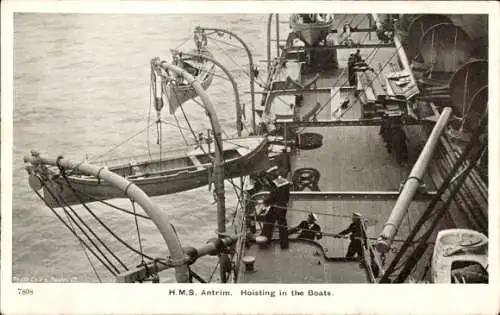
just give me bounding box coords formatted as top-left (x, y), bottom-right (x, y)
top-left (239, 58), bottom-right (452, 283)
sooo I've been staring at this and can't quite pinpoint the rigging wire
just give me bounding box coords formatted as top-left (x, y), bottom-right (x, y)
top-left (89, 121), bottom-right (156, 162)
top-left (67, 188), bottom-right (152, 220)
top-left (207, 261), bottom-right (220, 282)
top-left (173, 36), bottom-right (195, 51)
top-left (172, 112), bottom-right (189, 146)
top-left (61, 205), bottom-right (120, 274)
top-left (206, 34), bottom-right (246, 50)
top-left (147, 66), bottom-right (154, 161)
top-left (63, 204), bottom-right (103, 282)
top-left (132, 201), bottom-right (146, 265)
top-left (58, 167), bottom-right (129, 271)
top-left (168, 79), bottom-right (204, 145)
top-left (209, 37), bottom-right (268, 88)
top-left (58, 175), bottom-right (169, 265)
top-left (33, 185), bottom-right (118, 276)
top-left (64, 201), bottom-right (128, 271)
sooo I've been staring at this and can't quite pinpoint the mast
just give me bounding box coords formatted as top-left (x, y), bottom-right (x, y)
top-left (267, 14), bottom-right (273, 72)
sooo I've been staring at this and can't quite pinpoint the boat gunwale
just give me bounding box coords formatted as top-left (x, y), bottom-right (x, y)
top-left (63, 136), bottom-right (268, 185)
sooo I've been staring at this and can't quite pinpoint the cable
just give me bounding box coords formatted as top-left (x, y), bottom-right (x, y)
top-left (59, 173), bottom-right (166, 264)
top-left (34, 186), bottom-right (118, 276)
top-left (63, 205), bottom-right (103, 282)
top-left (132, 201), bottom-right (146, 265)
top-left (89, 121), bottom-right (156, 162)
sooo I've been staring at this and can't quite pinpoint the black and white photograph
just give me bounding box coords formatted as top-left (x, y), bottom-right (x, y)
top-left (1, 2), bottom-right (498, 314)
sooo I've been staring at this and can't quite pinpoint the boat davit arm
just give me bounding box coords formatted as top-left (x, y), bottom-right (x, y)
top-left (178, 50), bottom-right (243, 136)
top-left (197, 26), bottom-right (257, 132)
top-left (24, 152), bottom-right (191, 283)
top-left (154, 58), bottom-right (233, 282)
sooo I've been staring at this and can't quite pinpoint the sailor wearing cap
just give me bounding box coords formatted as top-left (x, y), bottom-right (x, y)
top-left (335, 212), bottom-right (367, 258)
top-left (288, 212), bottom-right (322, 240)
top-left (260, 175), bottom-right (291, 249)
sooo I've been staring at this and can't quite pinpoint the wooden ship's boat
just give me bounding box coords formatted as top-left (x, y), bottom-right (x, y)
top-left (41, 136), bottom-right (269, 207)
top-left (289, 13), bottom-right (335, 46)
top-left (166, 47), bottom-right (216, 113)
top-left (431, 229), bottom-right (488, 283)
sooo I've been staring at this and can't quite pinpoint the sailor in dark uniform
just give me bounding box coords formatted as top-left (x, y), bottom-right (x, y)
top-left (260, 175), bottom-right (291, 249)
top-left (353, 49), bottom-right (363, 64)
top-left (288, 213), bottom-right (322, 240)
top-left (347, 54), bottom-right (356, 86)
top-left (336, 212), bottom-right (367, 258)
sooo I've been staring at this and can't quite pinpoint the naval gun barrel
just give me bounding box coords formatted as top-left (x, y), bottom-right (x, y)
top-left (376, 107), bottom-right (452, 253)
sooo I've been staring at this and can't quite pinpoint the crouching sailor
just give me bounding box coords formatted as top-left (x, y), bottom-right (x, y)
top-left (335, 212), bottom-right (367, 258)
top-left (288, 213), bottom-right (322, 240)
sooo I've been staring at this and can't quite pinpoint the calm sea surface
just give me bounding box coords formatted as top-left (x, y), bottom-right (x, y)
top-left (13, 13), bottom-right (290, 283)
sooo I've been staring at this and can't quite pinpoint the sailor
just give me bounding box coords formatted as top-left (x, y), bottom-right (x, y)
top-left (288, 213), bottom-right (322, 240)
top-left (347, 54), bottom-right (357, 86)
top-left (260, 174), bottom-right (291, 249)
top-left (318, 14), bottom-right (328, 23)
top-left (352, 49), bottom-right (373, 72)
top-left (353, 49), bottom-right (363, 64)
top-left (393, 127), bottom-right (409, 165)
top-left (335, 212), bottom-right (367, 258)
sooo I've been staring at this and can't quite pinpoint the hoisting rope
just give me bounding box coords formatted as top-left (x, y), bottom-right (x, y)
top-left (132, 200), bottom-right (146, 266)
top-left (147, 64), bottom-right (156, 161)
top-left (170, 78), bottom-right (203, 145)
top-left (172, 112), bottom-right (189, 146)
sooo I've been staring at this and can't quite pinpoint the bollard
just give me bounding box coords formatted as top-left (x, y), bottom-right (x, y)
top-left (242, 256), bottom-right (256, 272)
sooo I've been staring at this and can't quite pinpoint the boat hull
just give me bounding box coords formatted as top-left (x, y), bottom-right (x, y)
top-left (167, 47), bottom-right (215, 113)
top-left (43, 137), bottom-right (269, 207)
top-left (431, 229), bottom-right (488, 283)
top-left (290, 14), bottom-right (335, 46)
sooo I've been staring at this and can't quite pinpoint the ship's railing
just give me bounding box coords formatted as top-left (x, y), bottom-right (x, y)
top-left (226, 175), bottom-right (255, 283)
